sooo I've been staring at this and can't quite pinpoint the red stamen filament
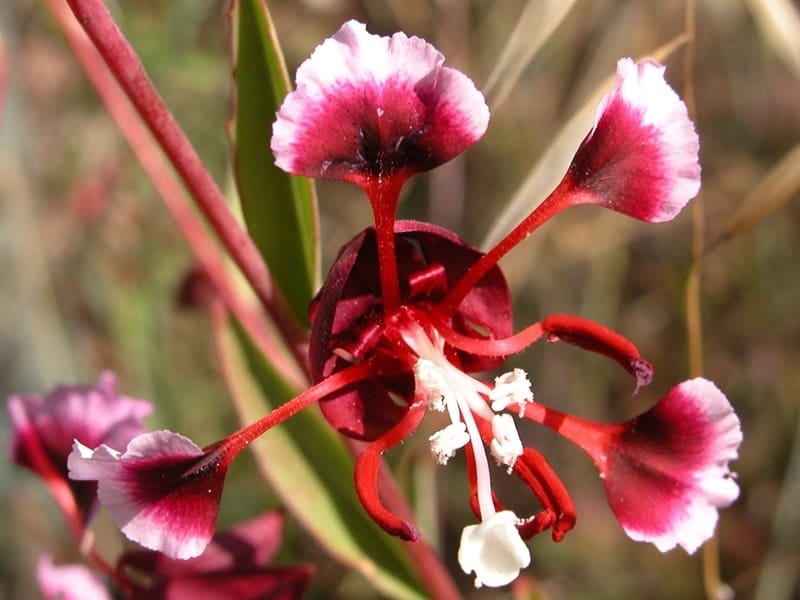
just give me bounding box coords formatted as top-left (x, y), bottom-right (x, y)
top-left (432, 316), bottom-right (545, 357)
top-left (354, 401), bottom-right (427, 540)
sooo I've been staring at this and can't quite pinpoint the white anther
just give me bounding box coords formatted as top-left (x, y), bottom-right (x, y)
top-left (429, 422), bottom-right (470, 465)
top-left (413, 358), bottom-right (449, 411)
top-left (489, 414), bottom-right (524, 472)
top-left (489, 368), bottom-right (533, 414)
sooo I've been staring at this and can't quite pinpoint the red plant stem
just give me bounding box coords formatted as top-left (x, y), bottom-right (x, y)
top-left (438, 176), bottom-right (575, 315)
top-left (63, 0), bottom-right (308, 357)
top-left (48, 0), bottom-right (307, 391)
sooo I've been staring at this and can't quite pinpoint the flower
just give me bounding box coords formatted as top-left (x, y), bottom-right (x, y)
top-left (68, 430), bottom-right (232, 559)
top-left (271, 26), bottom-right (729, 586)
top-left (7, 371), bottom-right (152, 529)
top-left (66, 21), bottom-right (740, 589)
top-left (566, 58), bottom-right (701, 222)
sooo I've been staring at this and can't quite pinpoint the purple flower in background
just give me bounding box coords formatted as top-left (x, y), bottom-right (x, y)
top-left (8, 371), bottom-right (152, 530)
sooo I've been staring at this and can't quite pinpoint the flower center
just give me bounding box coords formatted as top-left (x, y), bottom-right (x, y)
top-left (393, 311), bottom-right (531, 522)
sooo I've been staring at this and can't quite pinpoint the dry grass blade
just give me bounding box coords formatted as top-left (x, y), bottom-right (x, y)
top-left (482, 34), bottom-right (689, 250)
top-left (708, 141), bottom-right (800, 252)
top-left (483, 0), bottom-right (577, 110)
top-left (745, 0), bottom-right (800, 81)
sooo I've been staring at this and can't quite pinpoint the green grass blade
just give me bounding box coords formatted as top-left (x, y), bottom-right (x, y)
top-left (229, 0), bottom-right (319, 323)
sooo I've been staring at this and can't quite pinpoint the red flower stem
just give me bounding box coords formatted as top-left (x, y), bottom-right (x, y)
top-left (437, 176), bottom-right (575, 315)
top-left (220, 359), bottom-right (382, 456)
top-left (48, 0), bottom-right (307, 391)
top-left (63, 0), bottom-right (307, 357)
top-left (365, 176), bottom-right (406, 311)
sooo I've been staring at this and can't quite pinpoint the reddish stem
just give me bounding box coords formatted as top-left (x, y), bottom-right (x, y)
top-left (48, 0), bottom-right (306, 391)
top-left (438, 176), bottom-right (575, 315)
top-left (63, 0), bottom-right (308, 357)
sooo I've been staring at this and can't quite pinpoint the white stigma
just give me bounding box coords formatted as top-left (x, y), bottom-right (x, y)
top-left (489, 414), bottom-right (524, 472)
top-left (429, 422), bottom-right (470, 465)
top-left (458, 510), bottom-right (531, 588)
top-left (489, 368), bottom-right (533, 415)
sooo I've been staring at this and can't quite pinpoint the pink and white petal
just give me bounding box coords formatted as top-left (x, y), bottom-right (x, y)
top-left (602, 378), bottom-right (742, 553)
top-left (272, 20), bottom-right (488, 181)
top-left (567, 58), bottom-right (700, 222)
top-left (69, 430), bottom-right (228, 559)
top-left (37, 555), bottom-right (110, 600)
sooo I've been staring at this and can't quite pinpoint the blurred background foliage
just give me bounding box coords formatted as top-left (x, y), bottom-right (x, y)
top-left (1, 0), bottom-right (799, 598)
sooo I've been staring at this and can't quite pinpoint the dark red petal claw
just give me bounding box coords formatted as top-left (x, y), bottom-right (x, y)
top-left (353, 403), bottom-right (426, 540)
top-left (542, 314), bottom-right (652, 388)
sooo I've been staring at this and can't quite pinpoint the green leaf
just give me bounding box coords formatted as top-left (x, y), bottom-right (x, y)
top-left (229, 0), bottom-right (319, 323)
top-left (214, 314), bottom-right (426, 600)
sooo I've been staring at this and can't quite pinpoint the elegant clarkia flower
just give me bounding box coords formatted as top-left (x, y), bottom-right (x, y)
top-left (62, 21), bottom-right (741, 590)
top-left (8, 371), bottom-right (152, 531)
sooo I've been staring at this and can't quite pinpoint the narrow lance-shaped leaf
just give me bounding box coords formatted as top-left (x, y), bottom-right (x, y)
top-left (229, 0), bottom-right (319, 323)
top-left (213, 312), bottom-right (426, 600)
